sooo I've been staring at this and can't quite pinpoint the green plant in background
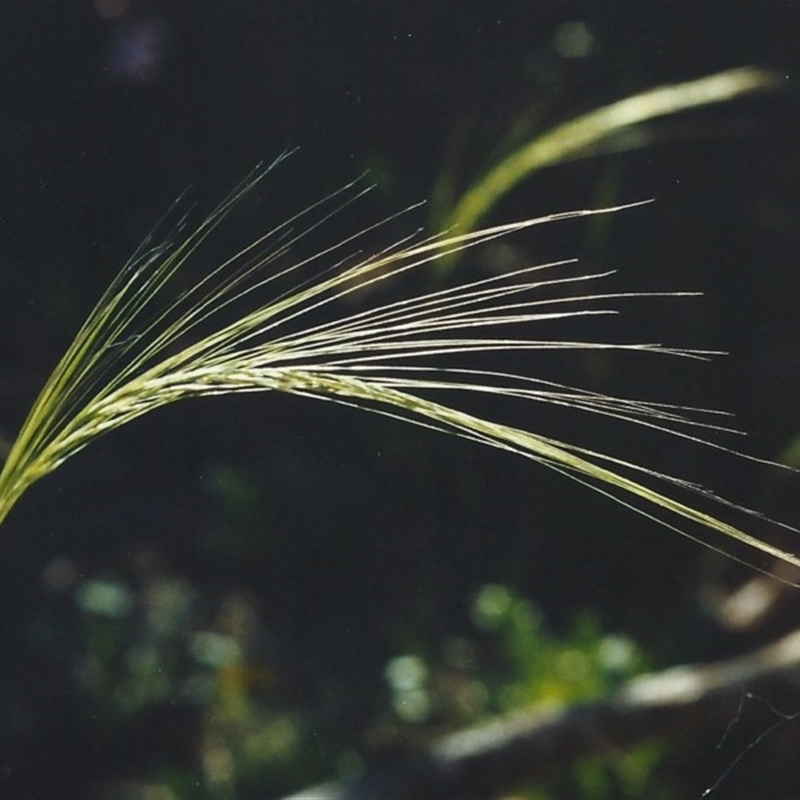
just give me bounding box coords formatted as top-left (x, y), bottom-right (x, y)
top-left (54, 564), bottom-right (322, 799)
top-left (1, 68), bottom-right (798, 582)
top-left (48, 569), bottom-right (670, 798)
top-left (471, 586), bottom-right (668, 799)
top-left (384, 584), bottom-right (670, 799)
top-left (385, 585), bottom-right (650, 724)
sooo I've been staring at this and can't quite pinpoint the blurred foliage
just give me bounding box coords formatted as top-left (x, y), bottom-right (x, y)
top-left (35, 557), bottom-right (327, 799)
top-left (383, 583), bottom-right (671, 800)
top-left (30, 570), bottom-right (667, 799)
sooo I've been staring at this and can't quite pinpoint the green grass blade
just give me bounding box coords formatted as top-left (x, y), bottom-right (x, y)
top-left (438, 68), bottom-right (782, 246)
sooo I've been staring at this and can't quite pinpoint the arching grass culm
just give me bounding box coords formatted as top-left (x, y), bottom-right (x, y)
top-left (1, 72), bottom-right (798, 583)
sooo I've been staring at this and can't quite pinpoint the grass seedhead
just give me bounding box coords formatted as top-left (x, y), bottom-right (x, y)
top-left (1, 149), bottom-right (798, 582)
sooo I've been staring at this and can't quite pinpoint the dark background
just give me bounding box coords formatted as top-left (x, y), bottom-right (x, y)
top-left (1, 1), bottom-right (800, 798)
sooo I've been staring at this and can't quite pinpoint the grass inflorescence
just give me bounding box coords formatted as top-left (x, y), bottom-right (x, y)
top-left (1, 148), bottom-right (798, 581)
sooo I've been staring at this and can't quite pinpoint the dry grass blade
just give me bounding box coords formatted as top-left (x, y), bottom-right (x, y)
top-left (1, 154), bottom-right (798, 581)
